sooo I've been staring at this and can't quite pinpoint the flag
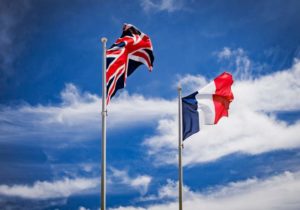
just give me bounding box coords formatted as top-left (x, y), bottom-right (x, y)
top-left (182, 72), bottom-right (234, 140)
top-left (106, 23), bottom-right (154, 104)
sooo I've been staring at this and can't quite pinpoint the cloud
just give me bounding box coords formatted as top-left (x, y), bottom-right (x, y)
top-left (0, 198), bottom-right (67, 210)
top-left (78, 206), bottom-right (90, 210)
top-left (0, 177), bottom-right (98, 199)
top-left (0, 167), bottom-right (152, 200)
top-left (0, 0), bottom-right (31, 85)
top-left (110, 168), bottom-right (152, 195)
top-left (216, 47), bottom-right (252, 80)
top-left (1, 50), bottom-right (300, 168)
top-left (109, 171), bottom-right (300, 210)
top-left (235, 61), bottom-right (300, 111)
top-left (217, 47), bottom-right (232, 59)
top-left (144, 59), bottom-right (300, 166)
top-left (138, 179), bottom-right (196, 202)
top-left (140, 0), bottom-right (186, 13)
top-left (176, 74), bottom-right (208, 94)
top-left (0, 83), bottom-right (175, 142)
top-left (0, 83), bottom-right (100, 141)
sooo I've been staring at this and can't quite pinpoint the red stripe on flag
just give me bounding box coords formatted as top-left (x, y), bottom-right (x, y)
top-left (106, 54), bottom-right (127, 83)
top-left (213, 72), bottom-right (234, 124)
top-left (107, 66), bottom-right (126, 104)
top-left (132, 51), bottom-right (152, 69)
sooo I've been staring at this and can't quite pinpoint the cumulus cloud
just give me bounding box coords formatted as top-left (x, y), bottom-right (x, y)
top-left (0, 83), bottom-right (175, 142)
top-left (1, 50), bottom-right (300, 168)
top-left (235, 61), bottom-right (300, 111)
top-left (138, 179), bottom-right (195, 202)
top-left (0, 83), bottom-right (100, 141)
top-left (78, 206), bottom-right (90, 210)
top-left (176, 74), bottom-right (208, 94)
top-left (0, 177), bottom-right (98, 199)
top-left (140, 0), bottom-right (186, 13)
top-left (110, 168), bottom-right (152, 195)
top-left (216, 47), bottom-right (252, 80)
top-left (109, 171), bottom-right (300, 210)
top-left (144, 59), bottom-right (300, 165)
top-left (0, 0), bottom-right (31, 85)
top-left (0, 168), bottom-right (152, 200)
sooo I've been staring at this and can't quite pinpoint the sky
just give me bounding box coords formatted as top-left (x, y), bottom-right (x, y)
top-left (1, 0), bottom-right (300, 209)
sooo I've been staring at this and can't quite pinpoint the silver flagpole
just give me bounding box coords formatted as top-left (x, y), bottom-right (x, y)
top-left (178, 86), bottom-right (183, 210)
top-left (101, 37), bottom-right (107, 210)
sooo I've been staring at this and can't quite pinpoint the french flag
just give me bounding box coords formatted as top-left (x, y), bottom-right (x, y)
top-left (182, 72), bottom-right (234, 140)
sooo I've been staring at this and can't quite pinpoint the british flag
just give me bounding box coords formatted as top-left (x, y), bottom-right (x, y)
top-left (106, 24), bottom-right (154, 104)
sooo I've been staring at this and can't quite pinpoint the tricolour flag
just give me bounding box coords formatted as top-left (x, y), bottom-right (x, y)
top-left (182, 72), bottom-right (234, 140)
top-left (106, 24), bottom-right (154, 104)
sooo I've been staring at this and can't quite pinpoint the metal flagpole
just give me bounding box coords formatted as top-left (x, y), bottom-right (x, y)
top-left (101, 37), bottom-right (107, 210)
top-left (178, 86), bottom-right (183, 210)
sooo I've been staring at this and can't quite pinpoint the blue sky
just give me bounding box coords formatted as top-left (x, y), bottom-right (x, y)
top-left (1, 0), bottom-right (300, 209)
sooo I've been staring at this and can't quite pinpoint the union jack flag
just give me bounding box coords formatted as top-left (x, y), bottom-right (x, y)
top-left (106, 24), bottom-right (154, 104)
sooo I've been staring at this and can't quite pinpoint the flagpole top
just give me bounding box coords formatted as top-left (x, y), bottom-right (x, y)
top-left (101, 37), bottom-right (107, 43)
top-left (177, 85), bottom-right (182, 91)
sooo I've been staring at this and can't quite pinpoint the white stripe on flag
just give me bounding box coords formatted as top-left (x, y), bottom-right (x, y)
top-left (196, 81), bottom-right (216, 124)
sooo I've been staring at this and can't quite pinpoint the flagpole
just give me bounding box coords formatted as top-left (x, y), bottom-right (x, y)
top-left (178, 86), bottom-right (183, 210)
top-left (101, 37), bottom-right (107, 210)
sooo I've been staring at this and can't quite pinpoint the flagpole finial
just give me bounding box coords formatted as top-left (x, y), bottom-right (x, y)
top-left (177, 85), bottom-right (182, 91)
top-left (101, 37), bottom-right (107, 43)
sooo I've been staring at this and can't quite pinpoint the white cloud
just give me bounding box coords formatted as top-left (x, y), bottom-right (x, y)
top-left (110, 168), bottom-right (152, 195)
top-left (109, 171), bottom-right (300, 210)
top-left (1, 51), bottom-right (300, 168)
top-left (216, 47), bottom-right (232, 59)
top-left (78, 206), bottom-right (90, 210)
top-left (130, 176), bottom-right (152, 194)
top-left (144, 59), bottom-right (300, 165)
top-left (108, 92), bottom-right (176, 127)
top-left (0, 168), bottom-right (152, 199)
top-left (235, 61), bottom-right (300, 111)
top-left (138, 179), bottom-right (196, 202)
top-left (0, 0), bottom-right (31, 83)
top-left (111, 207), bottom-right (145, 210)
top-left (0, 83), bottom-right (175, 142)
top-left (140, 0), bottom-right (185, 13)
top-left (216, 47), bottom-right (252, 80)
top-left (176, 74), bottom-right (208, 95)
top-left (0, 177), bottom-right (98, 199)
